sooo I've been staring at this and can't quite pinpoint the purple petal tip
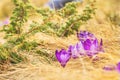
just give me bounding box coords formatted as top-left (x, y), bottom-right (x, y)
top-left (103, 65), bottom-right (115, 71)
top-left (116, 62), bottom-right (120, 73)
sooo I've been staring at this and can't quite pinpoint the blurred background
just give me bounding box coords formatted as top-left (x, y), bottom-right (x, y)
top-left (0, 0), bottom-right (49, 27)
top-left (0, 0), bottom-right (120, 26)
top-left (0, 0), bottom-right (48, 19)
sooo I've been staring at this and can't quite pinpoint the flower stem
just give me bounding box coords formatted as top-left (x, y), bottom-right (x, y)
top-left (79, 56), bottom-right (87, 79)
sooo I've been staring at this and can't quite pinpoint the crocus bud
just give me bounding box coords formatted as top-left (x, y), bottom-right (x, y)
top-left (55, 49), bottom-right (71, 67)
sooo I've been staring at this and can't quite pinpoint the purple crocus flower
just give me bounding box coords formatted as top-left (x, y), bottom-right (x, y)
top-left (55, 49), bottom-right (71, 67)
top-left (68, 45), bottom-right (79, 59)
top-left (83, 38), bottom-right (98, 57)
top-left (77, 31), bottom-right (104, 57)
top-left (68, 42), bottom-right (85, 59)
top-left (116, 62), bottom-right (120, 73)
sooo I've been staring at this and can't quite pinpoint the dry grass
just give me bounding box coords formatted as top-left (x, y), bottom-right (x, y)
top-left (0, 0), bottom-right (120, 80)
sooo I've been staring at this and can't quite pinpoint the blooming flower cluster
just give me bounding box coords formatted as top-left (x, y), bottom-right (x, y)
top-left (55, 31), bottom-right (104, 67)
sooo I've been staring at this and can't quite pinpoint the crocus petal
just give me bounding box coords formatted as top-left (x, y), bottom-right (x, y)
top-left (88, 32), bottom-right (94, 38)
top-left (77, 31), bottom-right (96, 42)
top-left (68, 45), bottom-right (79, 59)
top-left (77, 31), bottom-right (87, 41)
top-left (103, 65), bottom-right (115, 71)
top-left (90, 39), bottom-right (99, 54)
top-left (84, 38), bottom-right (101, 57)
top-left (93, 38), bottom-right (99, 47)
top-left (76, 42), bottom-right (85, 55)
top-left (61, 62), bottom-right (66, 67)
top-left (60, 50), bottom-right (70, 62)
top-left (89, 44), bottom-right (97, 56)
top-left (100, 39), bottom-right (103, 46)
top-left (116, 62), bottom-right (120, 73)
top-left (98, 39), bottom-right (104, 52)
top-left (80, 31), bottom-right (88, 38)
top-left (60, 54), bottom-right (69, 67)
top-left (55, 50), bottom-right (61, 63)
top-left (83, 39), bottom-right (91, 50)
top-left (71, 45), bottom-right (79, 59)
top-left (68, 45), bottom-right (72, 54)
